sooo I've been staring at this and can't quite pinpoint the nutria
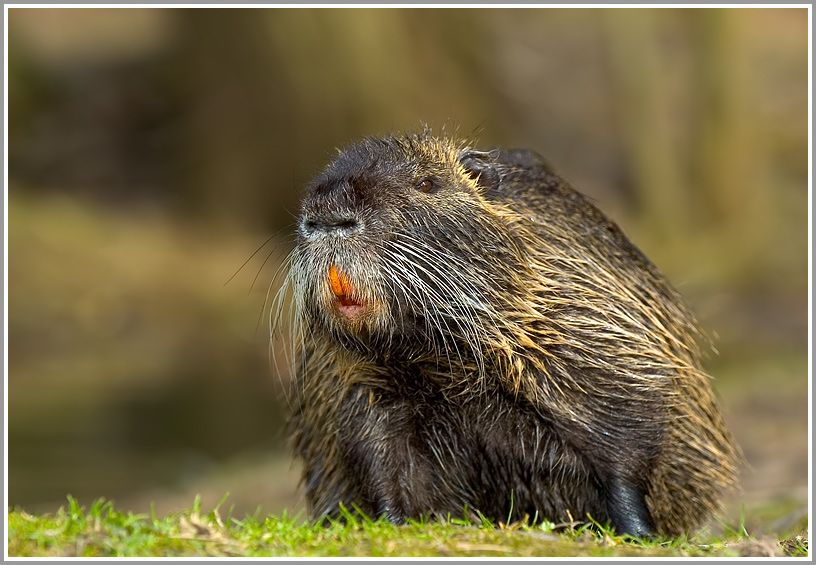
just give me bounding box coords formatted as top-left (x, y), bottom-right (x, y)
top-left (280, 131), bottom-right (741, 537)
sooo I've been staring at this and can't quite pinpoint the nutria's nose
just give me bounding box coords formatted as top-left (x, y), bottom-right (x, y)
top-left (300, 212), bottom-right (363, 239)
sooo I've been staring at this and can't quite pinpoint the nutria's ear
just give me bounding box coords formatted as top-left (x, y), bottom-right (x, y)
top-left (458, 150), bottom-right (500, 191)
top-left (496, 148), bottom-right (556, 174)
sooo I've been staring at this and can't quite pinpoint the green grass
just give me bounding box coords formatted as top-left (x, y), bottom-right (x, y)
top-left (7, 495), bottom-right (808, 558)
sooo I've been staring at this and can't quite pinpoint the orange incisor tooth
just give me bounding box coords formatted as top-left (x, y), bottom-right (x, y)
top-left (328, 264), bottom-right (352, 297)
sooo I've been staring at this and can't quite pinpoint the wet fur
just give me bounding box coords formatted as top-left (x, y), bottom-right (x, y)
top-left (279, 132), bottom-right (741, 536)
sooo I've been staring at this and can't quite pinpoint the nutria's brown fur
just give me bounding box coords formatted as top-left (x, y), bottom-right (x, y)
top-left (280, 131), bottom-right (741, 537)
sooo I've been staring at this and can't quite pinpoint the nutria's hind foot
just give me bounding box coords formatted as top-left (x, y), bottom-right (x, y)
top-left (605, 475), bottom-right (655, 538)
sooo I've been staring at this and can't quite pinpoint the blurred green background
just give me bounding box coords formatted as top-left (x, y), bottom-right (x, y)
top-left (6, 7), bottom-right (809, 531)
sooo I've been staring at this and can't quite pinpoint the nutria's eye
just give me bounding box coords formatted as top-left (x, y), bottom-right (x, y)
top-left (416, 178), bottom-right (436, 194)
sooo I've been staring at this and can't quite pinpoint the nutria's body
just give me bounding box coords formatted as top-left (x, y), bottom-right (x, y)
top-left (283, 132), bottom-right (741, 537)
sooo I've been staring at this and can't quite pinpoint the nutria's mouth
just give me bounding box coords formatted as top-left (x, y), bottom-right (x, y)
top-left (328, 264), bottom-right (367, 322)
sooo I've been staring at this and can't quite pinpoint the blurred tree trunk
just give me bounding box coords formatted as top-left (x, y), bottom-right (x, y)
top-left (690, 9), bottom-right (769, 259)
top-left (602, 8), bottom-right (690, 242)
top-left (170, 8), bottom-right (300, 231)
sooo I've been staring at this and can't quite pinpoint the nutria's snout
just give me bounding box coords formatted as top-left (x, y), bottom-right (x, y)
top-left (299, 211), bottom-right (364, 240)
top-left (295, 200), bottom-right (380, 331)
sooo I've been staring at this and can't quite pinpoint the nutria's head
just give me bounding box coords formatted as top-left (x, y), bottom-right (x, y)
top-left (289, 134), bottom-right (531, 363)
